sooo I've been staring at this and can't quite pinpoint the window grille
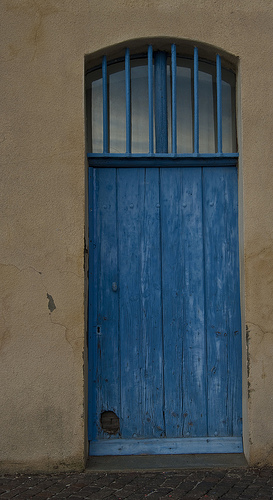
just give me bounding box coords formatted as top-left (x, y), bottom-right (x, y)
top-left (86, 44), bottom-right (238, 167)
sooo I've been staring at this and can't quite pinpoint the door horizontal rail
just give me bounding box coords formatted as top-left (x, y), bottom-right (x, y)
top-left (87, 153), bottom-right (238, 168)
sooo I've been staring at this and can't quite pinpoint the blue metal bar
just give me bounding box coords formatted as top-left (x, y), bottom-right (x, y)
top-left (194, 47), bottom-right (199, 154)
top-left (171, 44), bottom-right (177, 154)
top-left (148, 45), bottom-right (154, 154)
top-left (154, 51), bottom-right (168, 153)
top-left (216, 54), bottom-right (222, 154)
top-left (102, 55), bottom-right (108, 153)
top-left (125, 48), bottom-right (131, 154)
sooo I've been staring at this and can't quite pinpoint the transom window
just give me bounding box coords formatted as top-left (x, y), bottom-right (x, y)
top-left (86, 45), bottom-right (237, 159)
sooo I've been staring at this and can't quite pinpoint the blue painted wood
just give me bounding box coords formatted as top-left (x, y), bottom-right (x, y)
top-left (102, 55), bottom-right (108, 153)
top-left (125, 48), bottom-right (131, 154)
top-left (140, 167), bottom-right (164, 438)
top-left (89, 437), bottom-right (243, 456)
top-left (88, 154), bottom-right (238, 168)
top-left (203, 167), bottom-right (242, 438)
top-left (93, 168), bottom-right (120, 439)
top-left (160, 167), bottom-right (184, 437)
top-left (160, 168), bottom-right (207, 438)
top-left (89, 163), bottom-right (242, 454)
top-left (117, 168), bottom-right (164, 438)
top-left (225, 171), bottom-right (242, 437)
top-left (180, 167), bottom-right (207, 437)
top-left (88, 45), bottom-right (241, 456)
top-left (154, 51), bottom-right (168, 153)
top-left (216, 55), bottom-right (222, 154)
top-left (148, 45), bottom-right (154, 154)
top-left (194, 47), bottom-right (199, 154)
top-left (88, 167), bottom-right (98, 441)
top-left (88, 46), bottom-right (237, 157)
top-left (171, 44), bottom-right (177, 154)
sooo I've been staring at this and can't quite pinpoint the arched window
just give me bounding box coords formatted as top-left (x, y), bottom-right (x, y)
top-left (86, 45), bottom-right (237, 159)
top-left (86, 44), bottom-right (242, 457)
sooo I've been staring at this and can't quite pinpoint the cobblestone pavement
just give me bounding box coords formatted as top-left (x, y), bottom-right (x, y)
top-left (1, 467), bottom-right (273, 500)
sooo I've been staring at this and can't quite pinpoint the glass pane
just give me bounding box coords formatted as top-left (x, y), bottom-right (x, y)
top-left (109, 63), bottom-right (126, 153)
top-left (177, 59), bottom-right (193, 153)
top-left (131, 60), bottom-right (149, 153)
top-left (86, 69), bottom-right (103, 153)
top-left (222, 68), bottom-right (236, 153)
top-left (131, 59), bottom-right (149, 153)
top-left (86, 53), bottom-right (236, 156)
top-left (199, 62), bottom-right (216, 154)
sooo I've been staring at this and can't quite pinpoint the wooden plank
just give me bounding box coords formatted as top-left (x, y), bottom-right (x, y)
top-left (180, 167), bottom-right (207, 437)
top-left (140, 168), bottom-right (164, 438)
top-left (89, 437), bottom-right (243, 456)
top-left (224, 169), bottom-right (242, 436)
top-left (161, 168), bottom-right (207, 438)
top-left (94, 168), bottom-right (120, 438)
top-left (117, 167), bottom-right (143, 438)
top-left (160, 168), bottom-right (184, 437)
top-left (88, 167), bottom-right (98, 441)
top-left (118, 168), bottom-right (164, 439)
top-left (203, 167), bottom-right (241, 437)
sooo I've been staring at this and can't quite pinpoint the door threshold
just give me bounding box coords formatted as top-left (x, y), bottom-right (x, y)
top-left (86, 453), bottom-right (247, 472)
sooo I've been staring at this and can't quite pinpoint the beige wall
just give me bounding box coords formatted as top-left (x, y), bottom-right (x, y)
top-left (0, 0), bottom-right (272, 471)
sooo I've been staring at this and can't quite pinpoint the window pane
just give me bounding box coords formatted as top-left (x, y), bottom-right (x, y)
top-left (109, 63), bottom-right (126, 153)
top-left (131, 60), bottom-right (149, 153)
top-left (199, 62), bottom-right (216, 154)
top-left (86, 69), bottom-right (103, 153)
top-left (222, 68), bottom-right (236, 153)
top-left (86, 52), bottom-right (236, 156)
top-left (177, 59), bottom-right (193, 154)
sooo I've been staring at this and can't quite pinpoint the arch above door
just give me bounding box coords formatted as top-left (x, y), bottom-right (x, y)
top-left (86, 43), bottom-right (242, 456)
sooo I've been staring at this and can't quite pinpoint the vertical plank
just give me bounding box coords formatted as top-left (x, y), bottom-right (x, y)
top-left (161, 167), bottom-right (207, 438)
top-left (160, 167), bottom-right (184, 437)
top-left (88, 166), bottom-right (98, 441)
top-left (94, 168), bottom-right (120, 438)
top-left (203, 166), bottom-right (241, 437)
top-left (180, 167), bottom-right (207, 437)
top-left (141, 168), bottom-right (164, 437)
top-left (224, 168), bottom-right (242, 436)
top-left (118, 168), bottom-right (164, 438)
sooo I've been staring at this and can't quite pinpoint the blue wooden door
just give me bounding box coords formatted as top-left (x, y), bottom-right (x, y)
top-left (88, 165), bottom-right (242, 455)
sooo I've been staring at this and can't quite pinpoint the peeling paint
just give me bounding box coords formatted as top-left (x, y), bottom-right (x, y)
top-left (47, 293), bottom-right (56, 313)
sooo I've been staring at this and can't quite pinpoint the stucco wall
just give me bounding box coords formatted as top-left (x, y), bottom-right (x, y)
top-left (0, 0), bottom-right (272, 471)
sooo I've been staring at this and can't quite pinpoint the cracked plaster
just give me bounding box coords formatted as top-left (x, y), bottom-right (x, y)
top-left (0, 0), bottom-right (273, 471)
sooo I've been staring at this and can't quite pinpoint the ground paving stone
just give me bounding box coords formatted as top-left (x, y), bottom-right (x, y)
top-left (0, 466), bottom-right (273, 499)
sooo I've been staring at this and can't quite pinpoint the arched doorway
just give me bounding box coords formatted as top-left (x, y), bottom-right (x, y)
top-left (86, 44), bottom-right (242, 455)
